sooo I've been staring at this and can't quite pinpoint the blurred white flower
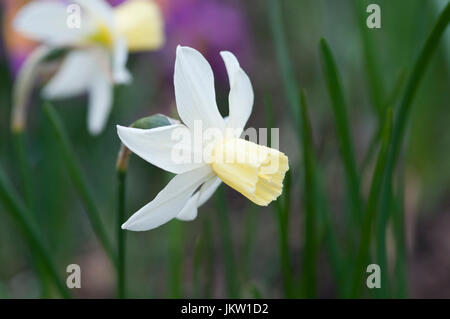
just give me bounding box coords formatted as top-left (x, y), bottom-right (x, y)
top-left (13, 0), bottom-right (164, 135)
top-left (117, 46), bottom-right (289, 231)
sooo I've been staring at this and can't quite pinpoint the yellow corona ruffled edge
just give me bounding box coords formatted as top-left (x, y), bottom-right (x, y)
top-left (211, 138), bottom-right (289, 206)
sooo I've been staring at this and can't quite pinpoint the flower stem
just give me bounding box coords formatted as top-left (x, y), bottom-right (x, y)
top-left (117, 169), bottom-right (127, 298)
top-left (11, 131), bottom-right (34, 211)
top-left (0, 165), bottom-right (70, 298)
top-left (116, 144), bottom-right (130, 299)
top-left (215, 187), bottom-right (240, 298)
top-left (43, 103), bottom-right (116, 268)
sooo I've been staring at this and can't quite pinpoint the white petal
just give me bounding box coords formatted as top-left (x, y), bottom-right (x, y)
top-left (113, 37), bottom-right (132, 84)
top-left (220, 51), bottom-right (254, 135)
top-left (14, 1), bottom-right (91, 45)
top-left (176, 176), bottom-right (221, 221)
top-left (122, 165), bottom-right (214, 231)
top-left (87, 70), bottom-right (113, 135)
top-left (176, 191), bottom-right (200, 221)
top-left (42, 50), bottom-right (96, 99)
top-left (174, 46), bottom-right (225, 131)
top-left (198, 176), bottom-right (222, 206)
top-left (74, 0), bottom-right (115, 30)
top-left (117, 124), bottom-right (205, 174)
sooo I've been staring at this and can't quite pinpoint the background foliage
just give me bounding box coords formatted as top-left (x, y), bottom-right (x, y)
top-left (0, 0), bottom-right (449, 298)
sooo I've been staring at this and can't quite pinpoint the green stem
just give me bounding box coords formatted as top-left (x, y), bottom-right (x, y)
top-left (351, 109), bottom-right (393, 298)
top-left (0, 165), bottom-right (70, 298)
top-left (376, 2), bottom-right (450, 297)
top-left (43, 103), bottom-right (116, 267)
top-left (12, 131), bottom-right (34, 211)
top-left (117, 169), bottom-right (126, 298)
top-left (215, 187), bottom-right (240, 298)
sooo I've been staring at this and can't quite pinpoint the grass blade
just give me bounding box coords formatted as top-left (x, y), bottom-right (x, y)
top-left (266, 0), bottom-right (301, 128)
top-left (319, 38), bottom-right (363, 229)
top-left (388, 2), bottom-right (450, 171)
top-left (314, 166), bottom-right (347, 297)
top-left (168, 220), bottom-right (184, 298)
top-left (11, 129), bottom-right (54, 297)
top-left (241, 203), bottom-right (258, 282)
top-left (351, 108), bottom-right (393, 298)
top-left (0, 165), bottom-right (70, 298)
top-left (392, 171), bottom-right (407, 298)
top-left (299, 89), bottom-right (318, 298)
top-left (193, 231), bottom-right (205, 298)
top-left (274, 172), bottom-right (293, 298)
top-left (265, 93), bottom-right (294, 298)
top-left (215, 187), bottom-right (240, 298)
top-left (376, 2), bottom-right (450, 297)
top-left (360, 68), bottom-right (408, 176)
top-left (352, 0), bottom-right (385, 120)
top-left (43, 103), bottom-right (116, 267)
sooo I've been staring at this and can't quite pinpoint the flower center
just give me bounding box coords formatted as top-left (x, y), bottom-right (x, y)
top-left (210, 138), bottom-right (289, 206)
top-left (88, 23), bottom-right (114, 48)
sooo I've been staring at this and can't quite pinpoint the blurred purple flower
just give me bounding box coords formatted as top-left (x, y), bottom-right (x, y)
top-left (107, 0), bottom-right (126, 6)
top-left (158, 0), bottom-right (252, 84)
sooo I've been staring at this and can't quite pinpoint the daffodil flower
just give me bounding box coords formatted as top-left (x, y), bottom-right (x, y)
top-left (117, 46), bottom-right (289, 231)
top-left (13, 0), bottom-right (164, 135)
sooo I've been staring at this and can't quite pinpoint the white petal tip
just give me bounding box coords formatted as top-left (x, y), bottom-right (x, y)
top-left (88, 124), bottom-right (103, 136)
top-left (176, 45), bottom-right (196, 56)
top-left (116, 124), bottom-right (131, 137)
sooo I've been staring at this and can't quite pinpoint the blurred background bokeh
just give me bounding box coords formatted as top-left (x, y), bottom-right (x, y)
top-left (0, 0), bottom-right (449, 298)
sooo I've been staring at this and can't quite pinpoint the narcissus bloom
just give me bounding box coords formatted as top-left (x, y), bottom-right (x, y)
top-left (13, 0), bottom-right (164, 134)
top-left (117, 46), bottom-right (289, 231)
